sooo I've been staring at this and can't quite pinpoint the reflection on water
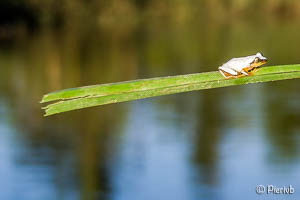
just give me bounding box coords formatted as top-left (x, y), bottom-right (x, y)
top-left (1, 16), bottom-right (300, 200)
top-left (110, 101), bottom-right (196, 200)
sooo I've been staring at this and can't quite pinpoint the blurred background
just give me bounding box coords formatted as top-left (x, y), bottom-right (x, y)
top-left (0, 0), bottom-right (300, 199)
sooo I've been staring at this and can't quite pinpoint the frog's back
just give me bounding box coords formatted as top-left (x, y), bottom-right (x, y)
top-left (222, 56), bottom-right (255, 71)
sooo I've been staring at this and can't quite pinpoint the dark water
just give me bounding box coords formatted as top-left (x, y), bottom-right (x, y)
top-left (1, 18), bottom-right (300, 200)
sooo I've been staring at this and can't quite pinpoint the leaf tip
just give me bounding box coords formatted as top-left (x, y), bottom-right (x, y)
top-left (40, 94), bottom-right (50, 103)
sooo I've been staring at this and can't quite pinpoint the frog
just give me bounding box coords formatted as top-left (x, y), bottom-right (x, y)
top-left (218, 52), bottom-right (268, 79)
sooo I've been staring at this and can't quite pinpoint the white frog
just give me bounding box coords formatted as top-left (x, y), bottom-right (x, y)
top-left (218, 52), bottom-right (268, 78)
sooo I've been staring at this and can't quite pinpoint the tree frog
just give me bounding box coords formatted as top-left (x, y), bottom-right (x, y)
top-left (218, 52), bottom-right (268, 78)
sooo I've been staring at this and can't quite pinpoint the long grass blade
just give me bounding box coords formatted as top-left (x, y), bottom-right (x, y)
top-left (41, 64), bottom-right (300, 116)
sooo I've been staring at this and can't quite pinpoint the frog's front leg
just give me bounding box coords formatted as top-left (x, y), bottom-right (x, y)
top-left (240, 69), bottom-right (249, 76)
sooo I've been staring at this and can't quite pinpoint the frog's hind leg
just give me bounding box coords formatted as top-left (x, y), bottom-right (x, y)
top-left (219, 70), bottom-right (236, 79)
top-left (218, 67), bottom-right (238, 79)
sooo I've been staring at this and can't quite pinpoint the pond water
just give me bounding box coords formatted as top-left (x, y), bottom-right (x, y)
top-left (0, 17), bottom-right (300, 200)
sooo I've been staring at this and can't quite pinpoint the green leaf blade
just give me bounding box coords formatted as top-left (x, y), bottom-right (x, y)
top-left (41, 64), bottom-right (300, 116)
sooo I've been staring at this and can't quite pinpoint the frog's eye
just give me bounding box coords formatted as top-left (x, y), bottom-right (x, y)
top-left (254, 57), bottom-right (259, 62)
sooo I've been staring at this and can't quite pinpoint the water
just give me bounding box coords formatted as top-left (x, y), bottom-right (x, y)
top-left (0, 16), bottom-right (300, 200)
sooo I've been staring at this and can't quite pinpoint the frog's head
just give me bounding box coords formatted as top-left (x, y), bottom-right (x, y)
top-left (253, 52), bottom-right (268, 66)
